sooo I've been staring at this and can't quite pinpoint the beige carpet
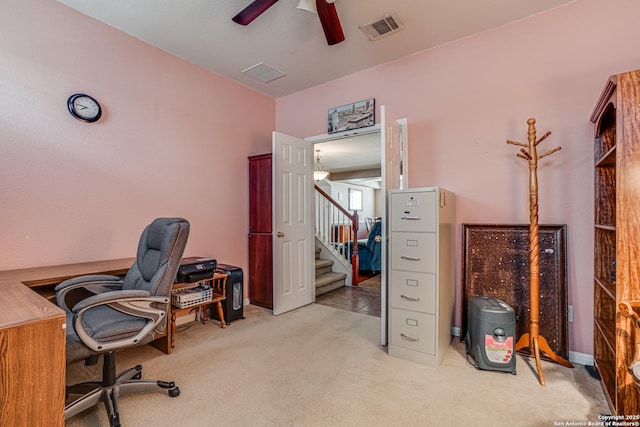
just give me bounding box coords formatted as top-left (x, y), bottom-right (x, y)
top-left (66, 303), bottom-right (609, 427)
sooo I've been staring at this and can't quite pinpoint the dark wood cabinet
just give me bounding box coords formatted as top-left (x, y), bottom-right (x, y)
top-left (248, 232), bottom-right (273, 309)
top-left (248, 154), bottom-right (273, 309)
top-left (591, 69), bottom-right (640, 415)
top-left (249, 154), bottom-right (272, 234)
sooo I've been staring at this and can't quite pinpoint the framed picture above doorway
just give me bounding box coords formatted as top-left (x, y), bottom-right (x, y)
top-left (328, 98), bottom-right (375, 134)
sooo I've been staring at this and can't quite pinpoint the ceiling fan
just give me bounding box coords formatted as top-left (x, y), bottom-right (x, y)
top-left (232, 0), bottom-right (345, 46)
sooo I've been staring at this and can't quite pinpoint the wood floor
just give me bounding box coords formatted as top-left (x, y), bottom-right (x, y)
top-left (315, 274), bottom-right (381, 318)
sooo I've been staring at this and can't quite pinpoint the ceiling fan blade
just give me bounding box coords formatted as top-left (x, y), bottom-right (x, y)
top-left (232, 0), bottom-right (279, 26)
top-left (316, 0), bottom-right (345, 45)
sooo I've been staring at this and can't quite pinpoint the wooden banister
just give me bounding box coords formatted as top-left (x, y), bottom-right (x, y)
top-left (314, 185), bottom-right (360, 285)
top-left (315, 185), bottom-right (353, 218)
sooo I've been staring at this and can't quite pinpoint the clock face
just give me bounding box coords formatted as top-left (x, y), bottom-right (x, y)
top-left (67, 94), bottom-right (102, 123)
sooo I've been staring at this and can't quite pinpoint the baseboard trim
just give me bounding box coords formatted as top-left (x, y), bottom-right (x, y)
top-left (450, 326), bottom-right (594, 366)
top-left (569, 351), bottom-right (593, 366)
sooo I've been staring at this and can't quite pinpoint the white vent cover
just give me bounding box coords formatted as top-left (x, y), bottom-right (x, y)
top-left (242, 62), bottom-right (286, 83)
top-left (359, 13), bottom-right (403, 41)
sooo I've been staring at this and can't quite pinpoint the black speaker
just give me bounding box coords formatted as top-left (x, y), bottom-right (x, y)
top-left (212, 263), bottom-right (244, 325)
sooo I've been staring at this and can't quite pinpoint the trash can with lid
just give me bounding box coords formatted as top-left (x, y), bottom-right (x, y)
top-left (211, 263), bottom-right (244, 325)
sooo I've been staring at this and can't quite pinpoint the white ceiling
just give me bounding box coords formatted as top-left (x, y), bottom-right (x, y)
top-left (313, 130), bottom-right (381, 173)
top-left (56, 0), bottom-right (574, 99)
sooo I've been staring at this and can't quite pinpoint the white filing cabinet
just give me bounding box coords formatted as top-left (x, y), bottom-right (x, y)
top-left (388, 187), bottom-right (455, 367)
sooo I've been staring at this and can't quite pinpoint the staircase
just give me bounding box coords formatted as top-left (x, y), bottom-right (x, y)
top-left (315, 248), bottom-right (347, 297)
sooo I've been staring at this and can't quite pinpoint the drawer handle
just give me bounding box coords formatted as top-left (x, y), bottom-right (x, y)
top-left (401, 256), bottom-right (421, 261)
top-left (401, 294), bottom-right (420, 302)
top-left (400, 333), bottom-right (420, 342)
top-left (401, 216), bottom-right (421, 220)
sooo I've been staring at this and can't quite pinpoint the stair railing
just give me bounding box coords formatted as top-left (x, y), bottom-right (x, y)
top-left (315, 185), bottom-right (359, 285)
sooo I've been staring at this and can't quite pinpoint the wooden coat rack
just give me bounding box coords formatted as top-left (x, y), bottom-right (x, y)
top-left (506, 118), bottom-right (573, 386)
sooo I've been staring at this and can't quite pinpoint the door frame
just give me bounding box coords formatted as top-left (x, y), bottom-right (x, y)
top-left (303, 113), bottom-right (409, 343)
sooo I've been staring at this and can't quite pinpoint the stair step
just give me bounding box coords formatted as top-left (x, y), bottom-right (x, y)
top-left (315, 258), bottom-right (334, 276)
top-left (315, 271), bottom-right (347, 297)
top-left (315, 247), bottom-right (321, 260)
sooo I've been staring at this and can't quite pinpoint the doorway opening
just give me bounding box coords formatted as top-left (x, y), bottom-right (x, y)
top-left (309, 129), bottom-right (383, 317)
top-left (315, 272), bottom-right (381, 317)
top-left (306, 113), bottom-right (409, 346)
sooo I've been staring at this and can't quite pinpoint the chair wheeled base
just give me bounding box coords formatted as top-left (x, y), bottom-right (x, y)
top-left (65, 351), bottom-right (180, 427)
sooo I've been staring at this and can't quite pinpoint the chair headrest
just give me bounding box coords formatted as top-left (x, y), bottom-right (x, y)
top-left (125, 217), bottom-right (190, 295)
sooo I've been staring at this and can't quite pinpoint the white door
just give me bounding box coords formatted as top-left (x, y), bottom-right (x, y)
top-left (272, 132), bottom-right (315, 315)
top-left (380, 105), bottom-right (402, 345)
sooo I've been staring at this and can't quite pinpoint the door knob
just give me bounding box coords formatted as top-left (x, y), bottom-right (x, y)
top-left (277, 232), bottom-right (285, 238)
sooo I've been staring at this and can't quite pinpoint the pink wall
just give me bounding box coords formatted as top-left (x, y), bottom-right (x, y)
top-left (3, 0), bottom-right (638, 357)
top-left (276, 0), bottom-right (640, 356)
top-left (0, 0), bottom-right (275, 296)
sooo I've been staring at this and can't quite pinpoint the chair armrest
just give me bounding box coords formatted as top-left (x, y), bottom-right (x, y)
top-left (55, 275), bottom-right (124, 312)
top-left (71, 289), bottom-right (151, 312)
top-left (55, 274), bottom-right (123, 291)
top-left (71, 290), bottom-right (169, 353)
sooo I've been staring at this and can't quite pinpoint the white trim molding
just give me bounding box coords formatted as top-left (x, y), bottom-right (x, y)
top-left (569, 351), bottom-right (594, 366)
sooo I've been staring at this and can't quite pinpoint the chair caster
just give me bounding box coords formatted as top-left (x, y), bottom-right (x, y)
top-left (109, 413), bottom-right (122, 427)
top-left (168, 387), bottom-right (180, 397)
top-left (157, 380), bottom-right (176, 389)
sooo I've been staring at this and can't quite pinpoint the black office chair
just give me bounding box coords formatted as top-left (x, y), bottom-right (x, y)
top-left (55, 217), bottom-right (190, 427)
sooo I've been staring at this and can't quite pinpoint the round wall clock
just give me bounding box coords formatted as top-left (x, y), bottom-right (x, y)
top-left (67, 93), bottom-right (102, 123)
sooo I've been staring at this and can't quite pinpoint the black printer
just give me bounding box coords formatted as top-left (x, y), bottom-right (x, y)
top-left (176, 257), bottom-right (217, 283)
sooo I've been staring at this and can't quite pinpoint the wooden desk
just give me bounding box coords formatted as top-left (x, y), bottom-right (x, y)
top-left (0, 258), bottom-right (177, 353)
top-left (0, 258), bottom-right (227, 425)
top-left (0, 258), bottom-right (228, 356)
top-left (0, 282), bottom-right (66, 427)
top-left (0, 258), bottom-right (134, 300)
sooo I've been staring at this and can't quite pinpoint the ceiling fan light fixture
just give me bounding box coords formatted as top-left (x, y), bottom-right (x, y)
top-left (314, 149), bottom-right (330, 181)
top-left (315, 0), bottom-right (345, 45)
top-left (296, 0), bottom-right (317, 13)
top-left (232, 0), bottom-right (279, 25)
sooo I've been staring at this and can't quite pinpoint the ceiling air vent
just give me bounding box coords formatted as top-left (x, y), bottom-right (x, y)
top-left (242, 62), bottom-right (286, 83)
top-left (359, 13), bottom-right (404, 41)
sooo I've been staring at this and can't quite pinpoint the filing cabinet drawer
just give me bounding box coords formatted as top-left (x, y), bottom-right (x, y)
top-left (390, 309), bottom-right (436, 355)
top-left (390, 270), bottom-right (436, 314)
top-left (390, 191), bottom-right (437, 233)
top-left (391, 232), bottom-right (436, 273)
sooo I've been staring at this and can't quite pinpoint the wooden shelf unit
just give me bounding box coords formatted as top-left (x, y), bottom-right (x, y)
top-left (591, 69), bottom-right (640, 415)
top-left (170, 272), bottom-right (227, 349)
